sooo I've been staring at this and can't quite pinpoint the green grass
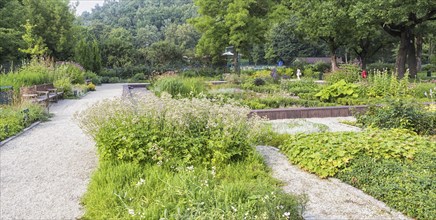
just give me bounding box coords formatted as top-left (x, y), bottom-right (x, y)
top-left (82, 155), bottom-right (303, 220)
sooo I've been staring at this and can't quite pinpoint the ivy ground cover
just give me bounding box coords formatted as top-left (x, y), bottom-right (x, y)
top-left (273, 129), bottom-right (435, 219)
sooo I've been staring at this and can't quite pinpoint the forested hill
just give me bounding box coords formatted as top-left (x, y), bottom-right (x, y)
top-left (78, 0), bottom-right (199, 69)
top-left (81, 0), bottom-right (196, 30)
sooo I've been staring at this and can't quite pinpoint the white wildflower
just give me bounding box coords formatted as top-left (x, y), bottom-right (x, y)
top-left (128, 208), bottom-right (135, 216)
top-left (283, 212), bottom-right (290, 218)
top-left (186, 165), bottom-right (194, 171)
top-left (211, 166), bottom-right (216, 177)
top-left (135, 178), bottom-right (145, 187)
top-left (231, 205), bottom-right (237, 212)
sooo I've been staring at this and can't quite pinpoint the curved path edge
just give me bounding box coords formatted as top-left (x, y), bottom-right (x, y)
top-left (0, 84), bottom-right (123, 219)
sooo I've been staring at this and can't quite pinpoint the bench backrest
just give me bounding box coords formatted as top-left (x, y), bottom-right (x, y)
top-left (35, 83), bottom-right (55, 91)
top-left (20, 85), bottom-right (37, 95)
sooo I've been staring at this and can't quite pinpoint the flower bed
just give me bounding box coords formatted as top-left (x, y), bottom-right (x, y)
top-left (76, 93), bottom-right (303, 219)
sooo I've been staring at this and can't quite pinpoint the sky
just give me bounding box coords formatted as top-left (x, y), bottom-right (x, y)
top-left (70, 0), bottom-right (106, 15)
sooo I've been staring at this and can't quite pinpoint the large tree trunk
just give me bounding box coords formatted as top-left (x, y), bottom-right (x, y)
top-left (327, 38), bottom-right (339, 71)
top-left (396, 31), bottom-right (408, 78)
top-left (361, 57), bottom-right (367, 70)
top-left (416, 36), bottom-right (423, 72)
top-left (330, 54), bottom-right (339, 71)
top-left (407, 30), bottom-right (417, 78)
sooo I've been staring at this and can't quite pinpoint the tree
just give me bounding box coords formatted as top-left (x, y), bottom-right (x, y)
top-left (290, 0), bottom-right (355, 71)
top-left (19, 20), bottom-right (48, 57)
top-left (22, 0), bottom-right (76, 60)
top-left (264, 19), bottom-right (328, 65)
top-left (74, 37), bottom-right (102, 73)
top-left (351, 0), bottom-right (436, 77)
top-left (102, 27), bottom-right (135, 67)
top-left (0, 0), bottom-right (25, 63)
top-left (135, 25), bottom-right (161, 48)
top-left (348, 27), bottom-right (396, 70)
top-left (143, 41), bottom-right (185, 68)
top-left (192, 0), bottom-right (273, 73)
top-left (79, 0), bottom-right (198, 68)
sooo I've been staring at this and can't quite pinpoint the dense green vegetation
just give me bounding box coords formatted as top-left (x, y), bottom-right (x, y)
top-left (77, 93), bottom-right (303, 219)
top-left (1, 0), bottom-right (435, 218)
top-left (0, 60), bottom-right (95, 97)
top-left (1, 0), bottom-right (435, 80)
top-left (275, 129), bottom-right (435, 219)
top-left (260, 96), bottom-right (436, 219)
top-left (0, 102), bottom-right (47, 141)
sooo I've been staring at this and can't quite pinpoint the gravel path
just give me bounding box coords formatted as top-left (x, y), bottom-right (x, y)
top-left (0, 84), bottom-right (123, 219)
top-left (257, 117), bottom-right (410, 220)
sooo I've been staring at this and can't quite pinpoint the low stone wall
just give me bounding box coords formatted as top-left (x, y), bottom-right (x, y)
top-left (250, 105), bottom-right (368, 120)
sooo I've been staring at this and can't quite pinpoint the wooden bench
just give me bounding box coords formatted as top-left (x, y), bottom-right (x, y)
top-left (20, 83), bottom-right (63, 108)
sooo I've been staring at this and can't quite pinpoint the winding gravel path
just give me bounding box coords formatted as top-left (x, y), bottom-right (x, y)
top-left (0, 84), bottom-right (123, 219)
top-left (257, 117), bottom-right (410, 220)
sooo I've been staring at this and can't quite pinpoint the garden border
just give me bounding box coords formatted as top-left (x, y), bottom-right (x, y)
top-left (250, 102), bottom-right (435, 120)
top-left (250, 105), bottom-right (368, 120)
top-left (0, 121), bottom-right (41, 147)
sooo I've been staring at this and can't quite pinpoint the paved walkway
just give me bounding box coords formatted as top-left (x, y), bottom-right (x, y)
top-left (0, 84), bottom-right (123, 219)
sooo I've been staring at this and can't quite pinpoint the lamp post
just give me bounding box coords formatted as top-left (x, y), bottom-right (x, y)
top-left (222, 51), bottom-right (234, 73)
top-left (222, 46), bottom-right (240, 75)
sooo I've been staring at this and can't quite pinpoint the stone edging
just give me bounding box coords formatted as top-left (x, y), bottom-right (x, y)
top-left (250, 105), bottom-right (368, 120)
top-left (0, 121), bottom-right (41, 147)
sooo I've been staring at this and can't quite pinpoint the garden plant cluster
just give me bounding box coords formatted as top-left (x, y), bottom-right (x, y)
top-left (147, 67), bottom-right (435, 219)
top-left (0, 60), bottom-right (98, 141)
top-left (76, 93), bottom-right (303, 219)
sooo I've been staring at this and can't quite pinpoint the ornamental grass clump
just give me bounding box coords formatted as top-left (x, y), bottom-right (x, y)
top-left (152, 76), bottom-right (206, 98)
top-left (77, 93), bottom-right (266, 168)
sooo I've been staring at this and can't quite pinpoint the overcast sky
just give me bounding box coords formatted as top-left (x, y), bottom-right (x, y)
top-left (70, 0), bottom-right (105, 15)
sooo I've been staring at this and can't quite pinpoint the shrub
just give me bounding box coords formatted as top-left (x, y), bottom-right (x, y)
top-left (365, 70), bottom-right (410, 98)
top-left (277, 67), bottom-right (294, 78)
top-left (253, 78), bottom-right (266, 86)
top-left (87, 83), bottom-right (96, 91)
top-left (355, 99), bottom-right (436, 135)
top-left (291, 59), bottom-right (308, 71)
top-left (313, 61), bottom-right (330, 73)
top-left (280, 79), bottom-right (320, 95)
top-left (55, 63), bottom-right (85, 84)
top-left (301, 66), bottom-right (320, 79)
top-left (84, 71), bottom-right (102, 85)
top-left (315, 80), bottom-right (358, 102)
top-left (108, 77), bottom-right (121, 83)
top-left (53, 78), bottom-right (73, 97)
top-left (152, 76), bottom-right (206, 98)
top-left (129, 73), bottom-right (146, 82)
top-left (325, 64), bottom-right (361, 84)
top-left (76, 93), bottom-right (265, 168)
